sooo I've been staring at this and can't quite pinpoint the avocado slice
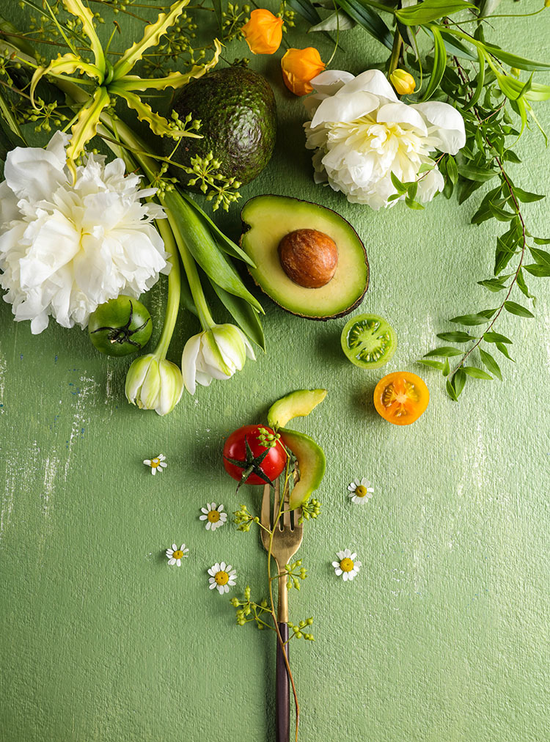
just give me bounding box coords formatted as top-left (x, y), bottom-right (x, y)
top-left (267, 389), bottom-right (327, 429)
top-left (170, 67), bottom-right (277, 187)
top-left (240, 195), bottom-right (369, 320)
top-left (280, 429), bottom-right (326, 510)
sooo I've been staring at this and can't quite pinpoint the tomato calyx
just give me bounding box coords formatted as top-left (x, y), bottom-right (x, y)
top-left (223, 436), bottom-right (277, 491)
top-left (90, 299), bottom-right (151, 349)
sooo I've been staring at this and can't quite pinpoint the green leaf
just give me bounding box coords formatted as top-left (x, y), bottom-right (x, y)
top-left (471, 187), bottom-right (503, 225)
top-left (164, 189), bottom-right (263, 313)
top-left (446, 155), bottom-right (458, 185)
top-left (446, 378), bottom-right (459, 401)
top-left (211, 0), bottom-right (223, 33)
top-left (391, 172), bottom-right (408, 194)
top-left (489, 202), bottom-right (516, 222)
top-left (482, 43), bottom-right (550, 72)
top-left (463, 366), bottom-right (493, 379)
top-left (453, 368), bottom-right (467, 398)
top-left (334, 0), bottom-right (393, 49)
top-left (209, 282), bottom-right (266, 351)
top-left (287, 0), bottom-right (323, 24)
top-left (477, 275), bottom-right (511, 292)
top-left (465, 48), bottom-right (486, 111)
top-left (421, 25), bottom-right (446, 101)
top-left (442, 357), bottom-right (451, 376)
top-left (424, 347), bottom-right (463, 358)
top-left (524, 264), bottom-right (550, 278)
top-left (496, 342), bottom-right (514, 361)
top-left (418, 359), bottom-right (445, 370)
top-left (529, 247), bottom-right (550, 267)
top-left (308, 10), bottom-right (356, 32)
top-left (458, 178), bottom-right (485, 204)
top-left (480, 348), bottom-right (502, 380)
top-left (484, 332), bottom-right (512, 344)
top-left (396, 0), bottom-right (475, 26)
top-left (503, 150), bottom-right (521, 164)
top-left (504, 300), bottom-right (534, 318)
top-left (436, 331), bottom-right (475, 342)
top-left (533, 237), bottom-right (550, 245)
top-left (450, 312), bottom-right (494, 326)
top-left (512, 187), bottom-right (545, 203)
top-left (457, 163), bottom-right (498, 183)
top-left (516, 269), bottom-right (533, 300)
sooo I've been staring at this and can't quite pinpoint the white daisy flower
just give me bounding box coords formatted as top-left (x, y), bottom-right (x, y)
top-left (332, 549), bottom-right (361, 581)
top-left (199, 502), bottom-right (228, 531)
top-left (208, 562), bottom-right (237, 594)
top-left (166, 543), bottom-right (189, 566)
top-left (348, 477), bottom-right (374, 504)
top-left (143, 454), bottom-right (167, 475)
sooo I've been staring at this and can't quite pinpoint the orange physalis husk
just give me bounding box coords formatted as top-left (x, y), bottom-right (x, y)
top-left (241, 9), bottom-right (283, 55)
top-left (281, 47), bottom-right (326, 96)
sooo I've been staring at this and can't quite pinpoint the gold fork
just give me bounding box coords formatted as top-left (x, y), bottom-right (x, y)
top-left (261, 478), bottom-right (304, 742)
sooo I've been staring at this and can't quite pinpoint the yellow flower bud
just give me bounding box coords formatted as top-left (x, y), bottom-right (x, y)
top-left (390, 69), bottom-right (416, 96)
top-left (281, 47), bottom-right (325, 97)
top-left (511, 67), bottom-right (521, 77)
top-left (241, 9), bottom-right (283, 55)
top-left (545, 0), bottom-right (550, 8)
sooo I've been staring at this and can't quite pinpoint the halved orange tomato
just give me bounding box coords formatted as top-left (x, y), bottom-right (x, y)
top-left (373, 372), bottom-right (429, 426)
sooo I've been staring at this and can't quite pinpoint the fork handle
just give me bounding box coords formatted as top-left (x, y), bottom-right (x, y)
top-left (276, 622), bottom-right (290, 742)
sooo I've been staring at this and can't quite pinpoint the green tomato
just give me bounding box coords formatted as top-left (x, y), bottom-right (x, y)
top-left (341, 314), bottom-right (397, 369)
top-left (88, 296), bottom-right (153, 357)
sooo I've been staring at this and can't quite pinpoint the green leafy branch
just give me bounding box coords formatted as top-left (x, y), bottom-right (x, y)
top-left (419, 57), bottom-right (549, 399)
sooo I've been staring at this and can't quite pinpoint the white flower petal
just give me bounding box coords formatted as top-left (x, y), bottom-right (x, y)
top-left (311, 91), bottom-right (379, 129)
top-left (168, 558), bottom-right (176, 565)
top-left (337, 69), bottom-right (397, 102)
top-left (410, 101), bottom-right (466, 154)
top-left (181, 334), bottom-right (202, 395)
top-left (311, 69), bottom-right (355, 95)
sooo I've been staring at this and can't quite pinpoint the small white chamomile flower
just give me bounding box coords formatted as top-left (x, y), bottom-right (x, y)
top-left (332, 549), bottom-right (361, 581)
top-left (348, 477), bottom-right (373, 504)
top-left (208, 562), bottom-right (237, 594)
top-left (166, 544), bottom-right (189, 566)
top-left (144, 454), bottom-right (167, 475)
top-left (199, 502), bottom-right (228, 531)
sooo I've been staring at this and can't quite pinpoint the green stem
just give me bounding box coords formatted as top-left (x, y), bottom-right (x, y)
top-left (163, 201), bottom-right (215, 331)
top-left (154, 218), bottom-right (181, 360)
top-left (388, 29), bottom-right (403, 76)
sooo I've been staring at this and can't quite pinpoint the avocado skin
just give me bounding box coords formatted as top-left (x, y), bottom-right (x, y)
top-left (170, 67), bottom-right (277, 187)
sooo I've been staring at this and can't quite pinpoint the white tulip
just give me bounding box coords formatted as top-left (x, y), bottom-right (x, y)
top-left (304, 69), bottom-right (466, 210)
top-left (0, 131), bottom-right (168, 333)
top-left (125, 354), bottom-right (183, 416)
top-left (181, 324), bottom-right (255, 395)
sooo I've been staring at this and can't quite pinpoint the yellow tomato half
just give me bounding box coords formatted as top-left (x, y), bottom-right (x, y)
top-left (373, 372), bottom-right (429, 425)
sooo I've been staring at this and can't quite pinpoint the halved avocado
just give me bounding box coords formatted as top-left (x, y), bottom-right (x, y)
top-left (280, 429), bottom-right (326, 510)
top-left (267, 389), bottom-right (327, 429)
top-left (240, 195), bottom-right (369, 320)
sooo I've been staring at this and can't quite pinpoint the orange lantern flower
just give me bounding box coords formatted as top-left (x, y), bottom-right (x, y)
top-left (241, 9), bottom-right (283, 55)
top-left (281, 47), bottom-right (326, 96)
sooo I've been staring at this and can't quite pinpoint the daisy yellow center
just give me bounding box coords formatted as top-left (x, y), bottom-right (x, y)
top-left (340, 558), bottom-right (354, 572)
top-left (215, 570), bottom-right (229, 585)
top-left (173, 550), bottom-right (184, 559)
top-left (355, 485), bottom-right (367, 497)
top-left (151, 459), bottom-right (160, 468)
top-left (207, 510), bottom-right (221, 523)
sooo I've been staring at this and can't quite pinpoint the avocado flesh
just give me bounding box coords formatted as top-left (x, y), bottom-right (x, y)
top-left (267, 389), bottom-right (327, 429)
top-left (240, 195), bottom-right (369, 319)
top-left (280, 428), bottom-right (326, 510)
top-left (170, 67), bottom-right (276, 187)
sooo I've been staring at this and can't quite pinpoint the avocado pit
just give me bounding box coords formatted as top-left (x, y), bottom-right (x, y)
top-left (278, 229), bottom-right (338, 289)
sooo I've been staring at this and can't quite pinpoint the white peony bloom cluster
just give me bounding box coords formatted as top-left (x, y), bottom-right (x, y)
top-left (304, 69), bottom-right (466, 210)
top-left (0, 131), bottom-right (169, 334)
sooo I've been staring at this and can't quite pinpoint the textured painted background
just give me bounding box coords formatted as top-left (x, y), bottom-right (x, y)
top-left (1, 2), bottom-right (549, 741)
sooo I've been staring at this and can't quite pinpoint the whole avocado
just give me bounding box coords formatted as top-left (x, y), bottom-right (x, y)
top-left (170, 66), bottom-right (277, 187)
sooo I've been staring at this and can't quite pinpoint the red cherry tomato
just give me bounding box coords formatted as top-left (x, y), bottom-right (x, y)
top-left (223, 424), bottom-right (287, 486)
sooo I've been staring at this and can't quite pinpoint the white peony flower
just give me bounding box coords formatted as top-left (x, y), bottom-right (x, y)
top-left (303, 69), bottom-right (466, 210)
top-left (181, 323), bottom-right (255, 395)
top-left (0, 131), bottom-right (169, 334)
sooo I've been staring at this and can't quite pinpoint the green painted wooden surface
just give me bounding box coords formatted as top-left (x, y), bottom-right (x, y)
top-left (1, 3), bottom-right (549, 740)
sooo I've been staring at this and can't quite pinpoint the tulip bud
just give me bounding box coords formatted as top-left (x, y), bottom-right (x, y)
top-left (181, 324), bottom-right (255, 395)
top-left (125, 354), bottom-right (183, 416)
top-left (546, 0), bottom-right (550, 8)
top-left (281, 47), bottom-right (326, 96)
top-left (390, 69), bottom-right (416, 96)
top-left (241, 8), bottom-right (283, 55)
